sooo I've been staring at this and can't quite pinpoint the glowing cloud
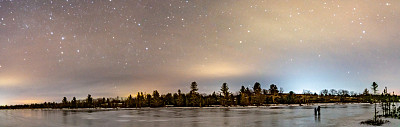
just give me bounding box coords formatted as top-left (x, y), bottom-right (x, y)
top-left (0, 77), bottom-right (22, 86)
top-left (189, 63), bottom-right (251, 78)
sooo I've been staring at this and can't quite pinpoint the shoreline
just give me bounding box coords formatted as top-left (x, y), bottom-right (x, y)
top-left (0, 102), bottom-right (374, 111)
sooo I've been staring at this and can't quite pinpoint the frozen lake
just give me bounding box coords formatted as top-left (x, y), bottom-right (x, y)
top-left (1, 103), bottom-right (399, 127)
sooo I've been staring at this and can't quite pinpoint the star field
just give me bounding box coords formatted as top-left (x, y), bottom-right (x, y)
top-left (1, 0), bottom-right (400, 105)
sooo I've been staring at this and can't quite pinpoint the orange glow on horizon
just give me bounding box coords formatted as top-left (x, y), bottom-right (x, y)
top-left (6, 99), bottom-right (43, 105)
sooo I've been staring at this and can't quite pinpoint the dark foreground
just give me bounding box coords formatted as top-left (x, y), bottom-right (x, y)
top-left (0, 104), bottom-right (399, 127)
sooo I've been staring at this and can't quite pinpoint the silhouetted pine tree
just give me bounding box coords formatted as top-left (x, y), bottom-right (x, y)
top-left (151, 90), bottom-right (162, 107)
top-left (87, 94), bottom-right (93, 108)
top-left (71, 97), bottom-right (77, 108)
top-left (220, 83), bottom-right (229, 106)
top-left (175, 89), bottom-right (185, 106)
top-left (127, 94), bottom-right (133, 107)
top-left (189, 82), bottom-right (199, 106)
top-left (62, 97), bottom-right (68, 108)
top-left (371, 82), bottom-right (379, 122)
top-left (252, 82), bottom-right (264, 106)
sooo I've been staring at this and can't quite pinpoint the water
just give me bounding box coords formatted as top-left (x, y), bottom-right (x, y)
top-left (0, 104), bottom-right (399, 127)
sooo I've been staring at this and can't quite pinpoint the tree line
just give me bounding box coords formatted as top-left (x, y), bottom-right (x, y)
top-left (0, 81), bottom-right (398, 109)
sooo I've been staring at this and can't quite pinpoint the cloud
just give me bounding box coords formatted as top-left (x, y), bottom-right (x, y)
top-left (188, 62), bottom-right (252, 78)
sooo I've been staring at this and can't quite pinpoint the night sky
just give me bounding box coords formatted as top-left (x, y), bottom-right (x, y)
top-left (1, 0), bottom-right (400, 105)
